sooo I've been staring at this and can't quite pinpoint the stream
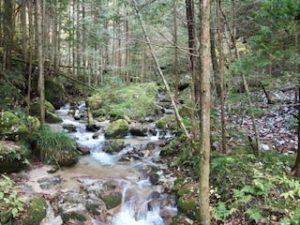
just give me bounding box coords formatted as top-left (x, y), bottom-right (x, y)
top-left (16, 102), bottom-right (177, 225)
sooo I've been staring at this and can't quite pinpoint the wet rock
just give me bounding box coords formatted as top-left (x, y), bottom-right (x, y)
top-left (149, 172), bottom-right (160, 185)
top-left (129, 122), bottom-right (148, 136)
top-left (149, 128), bottom-right (158, 136)
top-left (103, 139), bottom-right (125, 153)
top-left (38, 176), bottom-right (61, 190)
top-left (0, 141), bottom-right (29, 173)
top-left (77, 145), bottom-right (90, 155)
top-left (86, 194), bottom-right (107, 215)
top-left (144, 116), bottom-right (155, 123)
top-left (62, 123), bottom-right (77, 132)
top-left (24, 197), bottom-right (47, 225)
top-left (46, 112), bottom-right (63, 124)
top-left (100, 192), bottom-right (122, 210)
top-left (57, 192), bottom-right (87, 223)
top-left (86, 123), bottom-right (101, 132)
top-left (105, 119), bottom-right (129, 138)
top-left (92, 131), bottom-right (101, 139)
top-left (74, 110), bottom-right (81, 120)
top-left (145, 142), bottom-right (156, 151)
top-left (156, 115), bottom-right (177, 130)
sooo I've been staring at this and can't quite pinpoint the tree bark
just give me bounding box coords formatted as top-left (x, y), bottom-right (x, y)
top-left (36, 0), bottom-right (45, 125)
top-left (174, 1), bottom-right (179, 101)
top-left (216, 0), bottom-right (226, 153)
top-left (4, 0), bottom-right (13, 69)
top-left (198, 0), bottom-right (211, 224)
top-left (293, 87), bottom-right (300, 177)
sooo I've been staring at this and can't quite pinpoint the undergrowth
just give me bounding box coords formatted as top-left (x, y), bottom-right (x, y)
top-left (36, 126), bottom-right (78, 166)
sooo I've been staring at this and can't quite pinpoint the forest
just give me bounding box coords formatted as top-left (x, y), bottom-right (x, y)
top-left (0, 0), bottom-right (299, 224)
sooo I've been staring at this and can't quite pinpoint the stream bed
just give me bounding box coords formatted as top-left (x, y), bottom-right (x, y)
top-left (15, 102), bottom-right (177, 225)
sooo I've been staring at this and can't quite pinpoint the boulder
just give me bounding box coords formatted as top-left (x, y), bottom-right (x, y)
top-left (0, 111), bottom-right (29, 140)
top-left (57, 192), bottom-right (87, 223)
top-left (103, 139), bottom-right (125, 153)
top-left (24, 197), bottom-right (47, 225)
top-left (86, 194), bottom-right (107, 216)
top-left (62, 123), bottom-right (77, 133)
top-left (0, 141), bottom-right (29, 173)
top-left (100, 192), bottom-right (122, 210)
top-left (105, 119), bottom-right (129, 138)
top-left (45, 79), bottom-right (66, 109)
top-left (129, 122), bottom-right (148, 136)
top-left (38, 176), bottom-right (61, 190)
top-left (155, 115), bottom-right (177, 130)
top-left (46, 112), bottom-right (62, 124)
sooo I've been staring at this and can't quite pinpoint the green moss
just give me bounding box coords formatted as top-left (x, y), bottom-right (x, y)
top-left (36, 127), bottom-right (78, 166)
top-left (45, 78), bottom-right (66, 109)
top-left (105, 119), bottom-right (129, 138)
top-left (177, 197), bottom-right (198, 220)
top-left (24, 197), bottom-right (47, 225)
top-left (155, 115), bottom-right (177, 130)
top-left (0, 111), bottom-right (29, 139)
top-left (45, 111), bottom-right (62, 124)
top-left (0, 141), bottom-right (29, 173)
top-left (101, 192), bottom-right (122, 210)
top-left (89, 83), bottom-right (158, 120)
top-left (103, 139), bottom-right (125, 153)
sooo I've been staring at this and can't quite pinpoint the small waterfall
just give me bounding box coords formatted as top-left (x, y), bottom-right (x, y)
top-left (56, 103), bottom-right (177, 225)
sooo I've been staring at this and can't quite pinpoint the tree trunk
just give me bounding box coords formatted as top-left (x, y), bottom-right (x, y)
top-left (293, 87), bottom-right (300, 177)
top-left (4, 0), bottom-right (13, 69)
top-left (174, 1), bottom-right (179, 101)
top-left (20, 0), bottom-right (27, 60)
top-left (27, 0), bottom-right (34, 113)
top-left (36, 0), bottom-right (45, 125)
top-left (198, 0), bottom-right (211, 224)
top-left (216, 0), bottom-right (226, 153)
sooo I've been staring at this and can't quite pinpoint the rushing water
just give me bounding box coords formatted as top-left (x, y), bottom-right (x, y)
top-left (55, 103), bottom-right (177, 225)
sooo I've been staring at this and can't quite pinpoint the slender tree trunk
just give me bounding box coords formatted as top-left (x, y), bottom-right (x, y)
top-left (132, 0), bottom-right (190, 138)
top-left (293, 88), bottom-right (300, 177)
top-left (27, 0), bottom-right (33, 113)
top-left (20, 0), bottom-right (27, 60)
top-left (216, 0), bottom-right (226, 153)
top-left (36, 0), bottom-right (45, 125)
top-left (174, 1), bottom-right (179, 101)
top-left (4, 0), bottom-right (13, 69)
top-left (198, 0), bottom-right (211, 224)
top-left (185, 0), bottom-right (198, 138)
top-left (125, 16), bottom-right (130, 83)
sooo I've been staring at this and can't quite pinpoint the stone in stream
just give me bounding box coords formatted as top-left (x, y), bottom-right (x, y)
top-left (62, 123), bottom-right (77, 132)
top-left (104, 119), bottom-right (129, 138)
top-left (103, 139), bottom-right (125, 153)
top-left (38, 176), bottom-right (61, 190)
top-left (24, 197), bottom-right (47, 225)
top-left (129, 122), bottom-right (148, 136)
top-left (77, 144), bottom-right (90, 155)
top-left (56, 192), bottom-right (87, 222)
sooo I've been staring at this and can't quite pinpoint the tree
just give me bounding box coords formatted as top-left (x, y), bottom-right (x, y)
top-left (198, 0), bottom-right (212, 224)
top-left (36, 0), bottom-right (45, 125)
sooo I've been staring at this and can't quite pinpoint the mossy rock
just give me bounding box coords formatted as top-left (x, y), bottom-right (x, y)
top-left (0, 141), bottom-right (29, 173)
top-left (105, 119), bottom-right (129, 138)
top-left (30, 100), bottom-right (55, 116)
top-left (88, 94), bottom-right (103, 110)
top-left (0, 111), bottom-right (29, 140)
top-left (37, 127), bottom-right (79, 167)
top-left (155, 115), bottom-right (177, 130)
top-left (24, 197), bottom-right (47, 225)
top-left (100, 192), bottom-right (122, 210)
top-left (46, 111), bottom-right (62, 124)
top-left (45, 79), bottom-right (66, 109)
top-left (103, 139), bottom-right (125, 153)
top-left (25, 116), bottom-right (41, 131)
top-left (177, 197), bottom-right (199, 220)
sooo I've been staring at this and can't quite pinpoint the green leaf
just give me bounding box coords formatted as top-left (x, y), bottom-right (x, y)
top-left (246, 208), bottom-right (263, 222)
